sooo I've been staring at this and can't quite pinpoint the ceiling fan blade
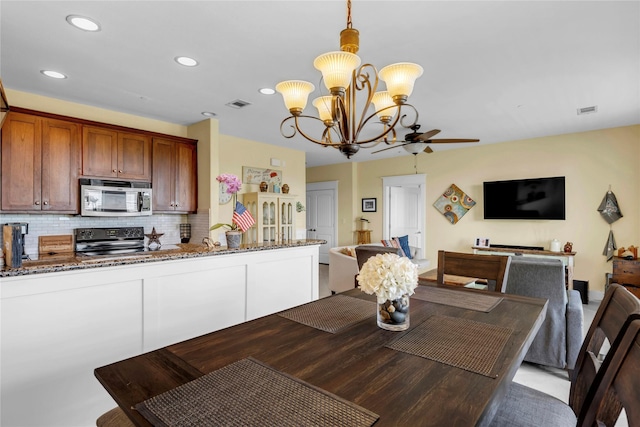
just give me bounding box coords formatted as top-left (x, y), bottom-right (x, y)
top-left (416, 129), bottom-right (441, 141)
top-left (428, 138), bottom-right (480, 144)
top-left (372, 143), bottom-right (408, 154)
top-left (424, 146), bottom-right (434, 154)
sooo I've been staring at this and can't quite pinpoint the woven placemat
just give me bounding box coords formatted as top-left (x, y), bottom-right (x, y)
top-left (386, 315), bottom-right (513, 377)
top-left (278, 294), bottom-right (376, 333)
top-left (412, 286), bottom-right (503, 312)
top-left (135, 358), bottom-right (379, 427)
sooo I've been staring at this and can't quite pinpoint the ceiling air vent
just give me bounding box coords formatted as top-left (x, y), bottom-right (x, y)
top-left (577, 105), bottom-right (597, 115)
top-left (225, 99), bottom-right (252, 109)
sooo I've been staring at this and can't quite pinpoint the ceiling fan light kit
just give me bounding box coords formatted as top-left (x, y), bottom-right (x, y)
top-left (276, 0), bottom-right (422, 159)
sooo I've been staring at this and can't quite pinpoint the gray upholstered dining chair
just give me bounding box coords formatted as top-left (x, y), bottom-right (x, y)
top-left (489, 284), bottom-right (640, 427)
top-left (503, 257), bottom-right (584, 371)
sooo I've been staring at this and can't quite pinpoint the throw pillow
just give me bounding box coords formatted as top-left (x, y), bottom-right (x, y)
top-left (396, 235), bottom-right (413, 260)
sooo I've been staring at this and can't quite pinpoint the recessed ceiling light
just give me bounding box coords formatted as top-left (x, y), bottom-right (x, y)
top-left (66, 15), bottom-right (101, 32)
top-left (175, 56), bottom-right (199, 67)
top-left (201, 111), bottom-right (217, 117)
top-left (259, 88), bottom-right (276, 95)
top-left (40, 70), bottom-right (67, 79)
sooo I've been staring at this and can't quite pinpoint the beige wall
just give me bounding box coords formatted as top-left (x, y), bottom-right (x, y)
top-left (217, 134), bottom-right (307, 237)
top-left (308, 125), bottom-right (640, 292)
top-left (306, 162), bottom-right (359, 245)
top-left (5, 89), bottom-right (307, 236)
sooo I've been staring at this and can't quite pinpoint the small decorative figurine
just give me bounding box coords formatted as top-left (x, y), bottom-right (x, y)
top-left (282, 184), bottom-right (290, 194)
top-left (564, 242), bottom-right (573, 253)
top-left (259, 181), bottom-right (268, 192)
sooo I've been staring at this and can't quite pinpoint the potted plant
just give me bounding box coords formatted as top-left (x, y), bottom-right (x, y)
top-left (210, 174), bottom-right (244, 248)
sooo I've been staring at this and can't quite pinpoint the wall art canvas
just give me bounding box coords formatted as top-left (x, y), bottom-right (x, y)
top-left (242, 167), bottom-right (282, 185)
top-left (433, 184), bottom-right (476, 224)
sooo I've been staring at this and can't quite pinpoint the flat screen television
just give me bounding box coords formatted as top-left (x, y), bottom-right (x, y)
top-left (483, 176), bottom-right (566, 220)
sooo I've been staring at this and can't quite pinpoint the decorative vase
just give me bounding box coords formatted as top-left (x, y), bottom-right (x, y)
top-left (225, 231), bottom-right (242, 249)
top-left (282, 184), bottom-right (289, 194)
top-left (259, 181), bottom-right (268, 192)
top-left (377, 294), bottom-right (410, 331)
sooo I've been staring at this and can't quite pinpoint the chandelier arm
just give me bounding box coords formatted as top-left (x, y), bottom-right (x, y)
top-left (399, 105), bottom-right (420, 129)
top-left (351, 105), bottom-right (403, 145)
top-left (333, 95), bottom-right (350, 144)
top-left (279, 115), bottom-right (341, 147)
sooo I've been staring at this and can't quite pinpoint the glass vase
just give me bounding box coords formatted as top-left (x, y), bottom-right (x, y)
top-left (377, 294), bottom-right (410, 331)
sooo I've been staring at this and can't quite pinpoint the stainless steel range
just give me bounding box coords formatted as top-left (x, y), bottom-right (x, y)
top-left (75, 227), bottom-right (146, 256)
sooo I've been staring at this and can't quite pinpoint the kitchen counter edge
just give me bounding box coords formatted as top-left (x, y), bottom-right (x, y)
top-left (0, 240), bottom-right (326, 278)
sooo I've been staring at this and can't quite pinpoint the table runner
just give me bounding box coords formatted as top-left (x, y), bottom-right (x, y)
top-left (278, 294), bottom-right (376, 333)
top-left (386, 315), bottom-right (513, 377)
top-left (412, 286), bottom-right (503, 312)
top-left (135, 358), bottom-right (379, 427)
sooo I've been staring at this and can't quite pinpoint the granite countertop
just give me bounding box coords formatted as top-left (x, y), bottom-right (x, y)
top-left (0, 240), bottom-right (326, 278)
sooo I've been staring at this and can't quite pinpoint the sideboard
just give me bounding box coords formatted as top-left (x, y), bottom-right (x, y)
top-left (472, 246), bottom-right (576, 289)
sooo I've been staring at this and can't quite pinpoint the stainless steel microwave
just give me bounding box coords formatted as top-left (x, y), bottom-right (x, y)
top-left (80, 179), bottom-right (152, 216)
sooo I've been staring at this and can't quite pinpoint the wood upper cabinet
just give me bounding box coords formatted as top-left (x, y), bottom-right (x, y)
top-left (152, 138), bottom-right (197, 213)
top-left (1, 112), bottom-right (80, 212)
top-left (82, 126), bottom-right (151, 181)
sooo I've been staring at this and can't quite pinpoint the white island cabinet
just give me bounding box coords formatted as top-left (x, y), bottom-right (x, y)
top-left (0, 244), bottom-right (320, 427)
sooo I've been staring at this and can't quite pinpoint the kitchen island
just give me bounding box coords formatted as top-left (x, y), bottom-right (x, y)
top-left (0, 240), bottom-right (323, 427)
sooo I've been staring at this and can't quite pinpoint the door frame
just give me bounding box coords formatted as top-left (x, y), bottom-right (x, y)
top-left (306, 181), bottom-right (338, 263)
top-left (382, 174), bottom-right (426, 256)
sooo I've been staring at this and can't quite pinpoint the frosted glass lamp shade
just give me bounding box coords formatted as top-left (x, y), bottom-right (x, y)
top-left (379, 62), bottom-right (424, 99)
top-left (403, 142), bottom-right (428, 154)
top-left (275, 80), bottom-right (315, 113)
top-left (371, 91), bottom-right (396, 121)
top-left (313, 51), bottom-right (361, 91)
top-left (312, 96), bottom-right (334, 122)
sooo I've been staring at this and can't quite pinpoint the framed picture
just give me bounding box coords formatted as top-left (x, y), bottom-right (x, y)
top-left (475, 237), bottom-right (490, 248)
top-left (362, 198), bottom-right (377, 212)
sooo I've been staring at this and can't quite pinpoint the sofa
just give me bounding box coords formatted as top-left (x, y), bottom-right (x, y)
top-left (329, 243), bottom-right (430, 294)
top-left (503, 256), bottom-right (584, 370)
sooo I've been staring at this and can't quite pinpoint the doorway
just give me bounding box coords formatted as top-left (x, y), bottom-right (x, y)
top-left (306, 181), bottom-right (338, 264)
top-left (382, 174), bottom-right (426, 258)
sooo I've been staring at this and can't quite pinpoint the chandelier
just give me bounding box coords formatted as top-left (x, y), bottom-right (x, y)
top-left (275, 0), bottom-right (423, 159)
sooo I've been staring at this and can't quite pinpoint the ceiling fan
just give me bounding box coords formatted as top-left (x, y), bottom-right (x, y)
top-left (372, 124), bottom-right (479, 155)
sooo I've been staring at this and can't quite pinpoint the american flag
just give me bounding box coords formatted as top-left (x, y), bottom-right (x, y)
top-left (232, 201), bottom-right (255, 232)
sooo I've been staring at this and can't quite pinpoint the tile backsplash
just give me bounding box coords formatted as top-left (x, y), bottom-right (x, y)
top-left (1, 213), bottom-right (211, 258)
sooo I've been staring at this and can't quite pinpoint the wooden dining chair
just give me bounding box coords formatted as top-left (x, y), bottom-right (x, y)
top-left (436, 250), bottom-right (511, 292)
top-left (579, 318), bottom-right (640, 427)
top-left (355, 245), bottom-right (402, 269)
top-left (488, 284), bottom-right (640, 427)
top-left (96, 407), bottom-right (134, 427)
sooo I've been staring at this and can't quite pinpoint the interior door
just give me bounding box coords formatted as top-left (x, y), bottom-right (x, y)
top-left (389, 185), bottom-right (422, 251)
top-left (306, 183), bottom-right (337, 264)
top-left (383, 175), bottom-right (426, 259)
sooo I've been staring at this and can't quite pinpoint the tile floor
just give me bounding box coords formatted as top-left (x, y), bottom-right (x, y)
top-left (317, 264), bottom-right (628, 426)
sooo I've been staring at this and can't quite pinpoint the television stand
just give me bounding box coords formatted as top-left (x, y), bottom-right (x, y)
top-left (472, 245), bottom-right (577, 289)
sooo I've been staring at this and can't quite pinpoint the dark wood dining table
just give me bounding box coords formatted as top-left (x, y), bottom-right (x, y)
top-left (95, 286), bottom-right (547, 427)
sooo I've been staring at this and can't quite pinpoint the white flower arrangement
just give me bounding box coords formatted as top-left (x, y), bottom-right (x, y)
top-left (357, 253), bottom-right (419, 304)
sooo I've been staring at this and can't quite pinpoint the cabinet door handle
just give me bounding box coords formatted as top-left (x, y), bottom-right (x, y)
top-left (112, 169), bottom-right (117, 173)
top-left (43, 201), bottom-right (48, 205)
top-left (35, 201), bottom-right (40, 205)
top-left (118, 170), bottom-right (123, 173)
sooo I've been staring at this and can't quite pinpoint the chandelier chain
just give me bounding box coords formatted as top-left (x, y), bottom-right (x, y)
top-left (346, 0), bottom-right (352, 29)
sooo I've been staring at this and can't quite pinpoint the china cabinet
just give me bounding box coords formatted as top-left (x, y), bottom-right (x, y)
top-left (242, 192), bottom-right (296, 243)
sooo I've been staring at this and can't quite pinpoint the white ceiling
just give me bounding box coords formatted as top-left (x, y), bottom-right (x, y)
top-left (1, 1), bottom-right (638, 167)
